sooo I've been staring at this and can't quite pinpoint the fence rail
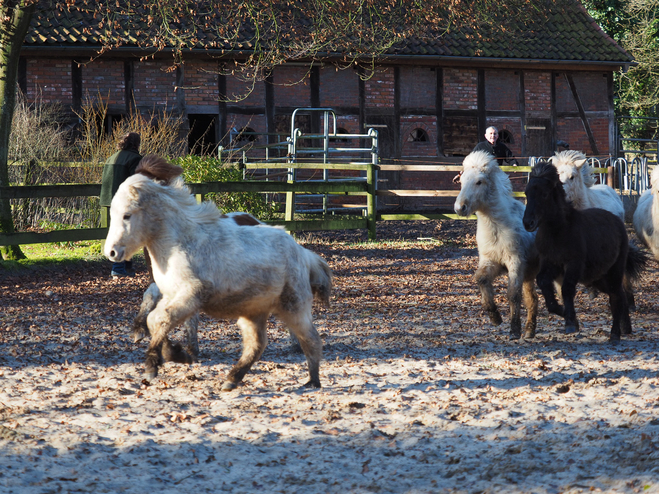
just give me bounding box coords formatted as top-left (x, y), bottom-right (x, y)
top-left (0, 162), bottom-right (614, 247)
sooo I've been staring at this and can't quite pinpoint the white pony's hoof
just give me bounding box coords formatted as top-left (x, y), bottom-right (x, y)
top-left (221, 381), bottom-right (237, 392)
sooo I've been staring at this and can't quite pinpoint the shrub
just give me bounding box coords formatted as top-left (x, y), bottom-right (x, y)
top-left (173, 155), bottom-right (279, 221)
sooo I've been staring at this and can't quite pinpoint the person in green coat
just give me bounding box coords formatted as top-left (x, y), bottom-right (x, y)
top-left (100, 132), bottom-right (142, 277)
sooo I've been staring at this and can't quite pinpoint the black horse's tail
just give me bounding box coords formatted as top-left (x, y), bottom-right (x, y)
top-left (626, 243), bottom-right (650, 281)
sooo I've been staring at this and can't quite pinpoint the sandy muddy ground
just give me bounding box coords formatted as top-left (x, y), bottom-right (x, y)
top-left (1, 220), bottom-right (659, 494)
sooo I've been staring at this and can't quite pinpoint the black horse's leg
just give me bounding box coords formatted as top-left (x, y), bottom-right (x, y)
top-left (623, 274), bottom-right (636, 312)
top-left (560, 278), bottom-right (579, 334)
top-left (522, 278), bottom-right (539, 339)
top-left (608, 286), bottom-right (631, 342)
top-left (475, 262), bottom-right (504, 326)
top-left (536, 262), bottom-right (565, 318)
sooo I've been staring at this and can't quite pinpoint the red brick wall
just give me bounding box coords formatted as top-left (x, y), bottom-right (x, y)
top-left (568, 72), bottom-right (609, 111)
top-left (184, 61), bottom-right (219, 109)
top-left (557, 117), bottom-right (609, 155)
top-left (134, 61), bottom-right (177, 108)
top-left (225, 76), bottom-right (266, 106)
top-left (400, 67), bottom-right (436, 109)
top-left (524, 72), bottom-right (551, 114)
top-left (273, 66), bottom-right (311, 106)
top-left (443, 68), bottom-right (477, 110)
top-left (79, 60), bottom-right (123, 106)
top-left (319, 66), bottom-right (359, 107)
top-left (26, 59), bottom-right (72, 104)
top-left (555, 75), bottom-right (578, 113)
top-left (365, 67), bottom-right (394, 108)
top-left (485, 70), bottom-right (519, 111)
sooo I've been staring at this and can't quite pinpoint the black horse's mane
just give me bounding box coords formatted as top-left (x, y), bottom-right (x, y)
top-left (530, 159), bottom-right (559, 183)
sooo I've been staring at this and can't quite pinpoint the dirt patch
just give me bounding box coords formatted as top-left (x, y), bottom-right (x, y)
top-left (1, 220), bottom-right (659, 493)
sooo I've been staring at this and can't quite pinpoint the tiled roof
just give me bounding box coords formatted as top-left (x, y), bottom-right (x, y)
top-left (23, 0), bottom-right (633, 65)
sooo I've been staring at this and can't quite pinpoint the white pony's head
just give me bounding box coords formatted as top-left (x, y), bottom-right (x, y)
top-left (104, 174), bottom-right (157, 262)
top-left (550, 150), bottom-right (594, 203)
top-left (454, 150), bottom-right (512, 216)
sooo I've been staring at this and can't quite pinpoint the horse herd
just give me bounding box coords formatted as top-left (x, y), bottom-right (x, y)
top-left (104, 150), bottom-right (659, 391)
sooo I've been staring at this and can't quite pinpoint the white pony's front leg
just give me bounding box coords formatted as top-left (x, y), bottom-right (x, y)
top-left (144, 292), bottom-right (199, 379)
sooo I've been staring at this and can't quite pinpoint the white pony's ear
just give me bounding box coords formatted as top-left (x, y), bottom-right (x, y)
top-left (575, 159), bottom-right (587, 169)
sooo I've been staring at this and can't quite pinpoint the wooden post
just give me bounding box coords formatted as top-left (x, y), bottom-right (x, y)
top-left (367, 162), bottom-right (377, 241)
top-left (100, 205), bottom-right (110, 250)
top-left (607, 165), bottom-right (614, 188)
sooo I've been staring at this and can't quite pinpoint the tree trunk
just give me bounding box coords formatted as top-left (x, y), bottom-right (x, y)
top-left (0, 1), bottom-right (35, 261)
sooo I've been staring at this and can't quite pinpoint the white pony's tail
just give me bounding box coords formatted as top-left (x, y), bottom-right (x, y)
top-left (308, 252), bottom-right (333, 306)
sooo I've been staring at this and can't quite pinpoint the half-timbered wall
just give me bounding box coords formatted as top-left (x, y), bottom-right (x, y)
top-left (18, 54), bottom-right (615, 162)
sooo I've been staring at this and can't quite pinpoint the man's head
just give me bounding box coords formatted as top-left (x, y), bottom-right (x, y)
top-left (484, 126), bottom-right (499, 145)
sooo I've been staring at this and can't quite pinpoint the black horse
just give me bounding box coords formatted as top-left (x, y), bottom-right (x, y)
top-left (522, 160), bottom-right (647, 342)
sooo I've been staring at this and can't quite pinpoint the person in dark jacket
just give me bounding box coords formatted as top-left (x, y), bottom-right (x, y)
top-left (100, 132), bottom-right (142, 278)
top-left (472, 126), bottom-right (518, 165)
top-left (453, 126), bottom-right (518, 183)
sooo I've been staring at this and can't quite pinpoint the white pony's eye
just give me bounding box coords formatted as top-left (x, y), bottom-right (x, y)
top-left (476, 180), bottom-right (482, 185)
top-left (123, 214), bottom-right (131, 221)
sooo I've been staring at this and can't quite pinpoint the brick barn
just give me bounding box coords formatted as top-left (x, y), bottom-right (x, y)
top-left (19, 0), bottom-right (633, 209)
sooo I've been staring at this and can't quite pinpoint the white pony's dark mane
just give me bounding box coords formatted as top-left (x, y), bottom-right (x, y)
top-left (551, 150), bottom-right (594, 187)
top-left (128, 174), bottom-right (222, 225)
top-left (462, 150), bottom-right (513, 198)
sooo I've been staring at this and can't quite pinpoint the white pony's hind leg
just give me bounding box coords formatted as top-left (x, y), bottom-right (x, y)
top-left (222, 314), bottom-right (269, 391)
top-left (279, 311), bottom-right (322, 389)
top-left (183, 314), bottom-right (200, 359)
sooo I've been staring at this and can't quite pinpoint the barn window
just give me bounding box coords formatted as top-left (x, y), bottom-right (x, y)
top-left (408, 128), bottom-right (429, 142)
top-left (499, 129), bottom-right (514, 145)
top-left (330, 127), bottom-right (350, 143)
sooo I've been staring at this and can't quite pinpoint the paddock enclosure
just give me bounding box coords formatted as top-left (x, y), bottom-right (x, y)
top-left (1, 221), bottom-right (659, 493)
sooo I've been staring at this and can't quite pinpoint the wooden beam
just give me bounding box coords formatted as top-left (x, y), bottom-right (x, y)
top-left (565, 73), bottom-right (599, 155)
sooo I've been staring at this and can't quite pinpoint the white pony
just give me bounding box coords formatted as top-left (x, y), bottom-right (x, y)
top-left (454, 150), bottom-right (539, 339)
top-left (105, 173), bottom-right (332, 390)
top-left (633, 165), bottom-right (659, 259)
top-left (551, 150), bottom-right (625, 222)
top-left (131, 211), bottom-right (268, 359)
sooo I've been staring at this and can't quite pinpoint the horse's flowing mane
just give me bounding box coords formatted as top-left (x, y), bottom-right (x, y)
top-left (550, 150), bottom-right (595, 187)
top-left (136, 154), bottom-right (184, 185)
top-left (128, 174), bottom-right (222, 225)
top-left (463, 150), bottom-right (513, 197)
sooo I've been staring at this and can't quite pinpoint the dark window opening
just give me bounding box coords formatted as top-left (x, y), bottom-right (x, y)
top-left (189, 114), bottom-right (217, 155)
top-left (499, 129), bottom-right (514, 145)
top-left (230, 126), bottom-right (257, 146)
top-left (330, 127), bottom-right (350, 143)
top-left (408, 128), bottom-right (429, 142)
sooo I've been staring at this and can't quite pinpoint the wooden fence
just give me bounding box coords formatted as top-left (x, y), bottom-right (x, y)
top-left (0, 163), bottom-right (610, 246)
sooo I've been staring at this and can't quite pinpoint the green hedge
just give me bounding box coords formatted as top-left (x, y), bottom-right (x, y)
top-left (173, 156), bottom-right (279, 221)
